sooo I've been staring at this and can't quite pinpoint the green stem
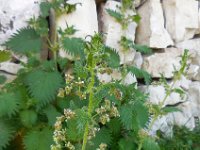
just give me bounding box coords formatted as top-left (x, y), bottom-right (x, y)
top-left (82, 66), bottom-right (95, 150)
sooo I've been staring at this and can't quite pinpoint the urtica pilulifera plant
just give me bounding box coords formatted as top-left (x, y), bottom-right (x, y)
top-left (0, 0), bottom-right (190, 150)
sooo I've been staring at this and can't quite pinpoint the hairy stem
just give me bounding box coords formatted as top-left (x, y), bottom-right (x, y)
top-left (82, 65), bottom-right (95, 150)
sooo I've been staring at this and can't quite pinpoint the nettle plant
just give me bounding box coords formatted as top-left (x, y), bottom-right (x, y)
top-left (0, 0), bottom-right (189, 150)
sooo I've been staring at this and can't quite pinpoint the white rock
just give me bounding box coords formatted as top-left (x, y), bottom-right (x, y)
top-left (135, 0), bottom-right (173, 48)
top-left (0, 62), bottom-right (23, 74)
top-left (142, 48), bottom-right (183, 78)
top-left (0, 0), bottom-right (41, 46)
top-left (169, 101), bottom-right (196, 129)
top-left (57, 0), bottom-right (98, 58)
top-left (140, 84), bottom-right (186, 106)
top-left (162, 0), bottom-right (199, 42)
top-left (57, 0), bottom-right (98, 39)
top-left (97, 71), bottom-right (137, 85)
top-left (176, 38), bottom-right (200, 53)
top-left (133, 52), bottom-right (143, 68)
top-left (101, 0), bottom-right (137, 64)
top-left (188, 82), bottom-right (200, 116)
top-left (188, 64), bottom-right (200, 81)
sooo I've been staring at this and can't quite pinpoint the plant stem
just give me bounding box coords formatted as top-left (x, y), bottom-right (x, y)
top-left (82, 66), bottom-right (95, 150)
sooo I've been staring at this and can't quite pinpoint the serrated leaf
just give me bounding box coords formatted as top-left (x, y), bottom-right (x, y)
top-left (5, 28), bottom-right (42, 54)
top-left (0, 121), bottom-right (15, 150)
top-left (74, 61), bottom-right (88, 79)
top-left (25, 70), bottom-right (63, 108)
top-left (120, 104), bottom-right (134, 130)
top-left (40, 2), bottom-right (51, 17)
top-left (0, 50), bottom-right (11, 62)
top-left (104, 46), bottom-right (120, 68)
top-left (88, 127), bottom-right (112, 149)
top-left (128, 66), bottom-right (152, 85)
top-left (61, 37), bottom-right (85, 58)
top-left (142, 137), bottom-right (160, 150)
top-left (132, 44), bottom-right (152, 54)
top-left (107, 118), bottom-right (121, 135)
top-left (132, 101), bottom-right (149, 128)
top-left (23, 127), bottom-right (53, 150)
top-left (0, 93), bottom-right (19, 117)
top-left (43, 105), bottom-right (61, 126)
top-left (75, 109), bottom-right (88, 133)
top-left (20, 110), bottom-right (37, 128)
top-left (106, 9), bottom-right (123, 23)
top-left (118, 138), bottom-right (136, 150)
top-left (0, 75), bottom-right (7, 84)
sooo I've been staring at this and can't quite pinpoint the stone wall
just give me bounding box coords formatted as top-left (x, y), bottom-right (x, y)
top-left (0, 0), bottom-right (200, 135)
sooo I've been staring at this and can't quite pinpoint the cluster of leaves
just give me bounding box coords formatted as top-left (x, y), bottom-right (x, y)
top-left (157, 123), bottom-right (200, 150)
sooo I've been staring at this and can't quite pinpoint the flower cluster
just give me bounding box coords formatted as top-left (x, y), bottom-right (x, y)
top-left (51, 109), bottom-right (76, 150)
top-left (95, 100), bottom-right (120, 125)
top-left (96, 143), bottom-right (107, 150)
top-left (57, 74), bottom-right (86, 100)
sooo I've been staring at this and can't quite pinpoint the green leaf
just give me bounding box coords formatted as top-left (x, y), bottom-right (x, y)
top-left (19, 110), bottom-right (37, 128)
top-left (142, 137), bottom-right (160, 150)
top-left (61, 37), bottom-right (85, 58)
top-left (43, 105), bottom-right (61, 126)
top-left (128, 66), bottom-right (152, 85)
top-left (0, 121), bottom-right (15, 150)
top-left (132, 14), bottom-right (141, 24)
top-left (104, 46), bottom-right (120, 68)
top-left (132, 101), bottom-right (149, 128)
top-left (132, 44), bottom-right (152, 54)
top-left (88, 128), bottom-right (112, 149)
top-left (23, 127), bottom-right (53, 150)
top-left (25, 70), bottom-right (63, 108)
top-left (106, 9), bottom-right (123, 23)
top-left (0, 50), bottom-right (11, 62)
top-left (74, 61), bottom-right (88, 79)
top-left (5, 28), bottom-right (42, 54)
top-left (40, 2), bottom-right (51, 17)
top-left (120, 104), bottom-right (135, 130)
top-left (118, 138), bottom-right (136, 150)
top-left (0, 75), bottom-right (7, 84)
top-left (0, 93), bottom-right (19, 117)
top-left (75, 109), bottom-right (88, 133)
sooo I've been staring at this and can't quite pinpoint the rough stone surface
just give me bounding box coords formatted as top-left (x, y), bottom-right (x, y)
top-left (162, 0), bottom-right (199, 42)
top-left (101, 0), bottom-right (137, 64)
top-left (176, 38), bottom-right (200, 80)
top-left (57, 0), bottom-right (98, 58)
top-left (135, 0), bottom-right (173, 48)
top-left (188, 82), bottom-right (200, 117)
top-left (142, 48), bottom-right (183, 78)
top-left (0, 0), bottom-right (41, 46)
top-left (0, 62), bottom-right (23, 74)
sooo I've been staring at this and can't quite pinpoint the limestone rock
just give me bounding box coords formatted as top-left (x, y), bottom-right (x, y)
top-left (176, 38), bottom-right (200, 80)
top-left (0, 0), bottom-right (41, 46)
top-left (0, 62), bottom-right (23, 74)
top-left (176, 38), bottom-right (200, 53)
top-left (100, 0), bottom-right (137, 64)
top-left (142, 48), bottom-right (183, 78)
top-left (188, 82), bottom-right (200, 117)
top-left (57, 0), bottom-right (98, 39)
top-left (140, 84), bottom-right (186, 106)
top-left (97, 71), bottom-right (137, 85)
top-left (135, 0), bottom-right (173, 48)
top-left (57, 0), bottom-right (98, 58)
top-left (162, 0), bottom-right (199, 42)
